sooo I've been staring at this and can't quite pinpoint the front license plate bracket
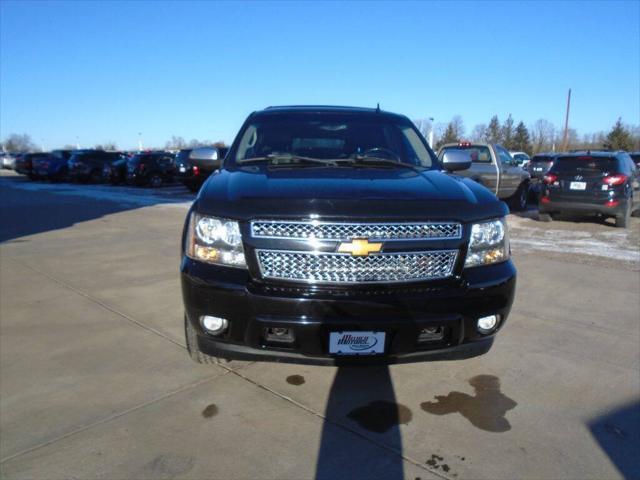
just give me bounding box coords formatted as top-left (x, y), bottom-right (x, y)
top-left (329, 331), bottom-right (386, 355)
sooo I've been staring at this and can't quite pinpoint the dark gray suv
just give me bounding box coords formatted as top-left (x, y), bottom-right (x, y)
top-left (539, 151), bottom-right (639, 228)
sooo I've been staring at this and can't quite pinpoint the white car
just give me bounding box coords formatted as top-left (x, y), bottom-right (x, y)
top-left (509, 151), bottom-right (530, 168)
top-left (1, 153), bottom-right (17, 170)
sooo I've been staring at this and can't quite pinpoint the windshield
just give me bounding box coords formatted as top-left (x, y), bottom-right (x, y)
top-left (176, 150), bottom-right (192, 164)
top-left (230, 114), bottom-right (435, 168)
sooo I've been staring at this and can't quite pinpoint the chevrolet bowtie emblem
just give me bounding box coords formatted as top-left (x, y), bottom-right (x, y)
top-left (338, 239), bottom-right (382, 256)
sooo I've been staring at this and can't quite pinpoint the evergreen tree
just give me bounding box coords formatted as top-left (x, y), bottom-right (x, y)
top-left (512, 121), bottom-right (532, 154)
top-left (485, 115), bottom-right (502, 144)
top-left (603, 118), bottom-right (633, 151)
top-left (435, 116), bottom-right (464, 149)
top-left (436, 123), bottom-right (459, 149)
top-left (501, 114), bottom-right (515, 149)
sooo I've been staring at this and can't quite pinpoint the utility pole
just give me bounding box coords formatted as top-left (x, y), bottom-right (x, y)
top-left (428, 117), bottom-right (435, 148)
top-left (561, 89), bottom-right (571, 151)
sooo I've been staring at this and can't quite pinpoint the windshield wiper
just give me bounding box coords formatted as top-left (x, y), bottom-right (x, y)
top-left (238, 153), bottom-right (339, 166)
top-left (338, 155), bottom-right (424, 171)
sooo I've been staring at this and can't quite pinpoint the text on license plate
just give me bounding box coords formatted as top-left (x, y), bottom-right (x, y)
top-left (570, 181), bottom-right (586, 190)
top-left (329, 331), bottom-right (385, 355)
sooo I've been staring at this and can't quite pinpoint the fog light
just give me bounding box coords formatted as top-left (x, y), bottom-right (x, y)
top-left (200, 315), bottom-right (228, 335)
top-left (418, 326), bottom-right (444, 342)
top-left (477, 315), bottom-right (499, 334)
top-left (264, 327), bottom-right (295, 343)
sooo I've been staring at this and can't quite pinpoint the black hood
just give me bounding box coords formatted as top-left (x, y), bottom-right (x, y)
top-left (195, 166), bottom-right (508, 222)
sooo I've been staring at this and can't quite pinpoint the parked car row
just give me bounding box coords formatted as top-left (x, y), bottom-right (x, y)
top-left (1, 146), bottom-right (228, 191)
top-left (3, 144), bottom-right (638, 228)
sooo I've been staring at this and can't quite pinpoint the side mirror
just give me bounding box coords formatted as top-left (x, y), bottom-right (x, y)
top-left (189, 147), bottom-right (219, 161)
top-left (442, 150), bottom-right (472, 172)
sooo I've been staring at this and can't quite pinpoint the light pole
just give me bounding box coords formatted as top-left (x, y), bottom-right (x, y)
top-left (138, 132), bottom-right (143, 151)
top-left (428, 117), bottom-right (435, 148)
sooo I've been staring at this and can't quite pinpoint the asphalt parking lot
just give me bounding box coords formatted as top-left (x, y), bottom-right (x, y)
top-left (1, 170), bottom-right (639, 480)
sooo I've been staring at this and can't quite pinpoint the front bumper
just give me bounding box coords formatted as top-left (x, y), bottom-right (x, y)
top-left (68, 167), bottom-right (91, 181)
top-left (126, 173), bottom-right (147, 185)
top-left (181, 259), bottom-right (516, 365)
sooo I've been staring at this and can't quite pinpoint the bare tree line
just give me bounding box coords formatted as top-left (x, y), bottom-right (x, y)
top-left (2, 120), bottom-right (638, 155)
top-left (0, 134), bottom-right (227, 153)
top-left (414, 115), bottom-right (640, 154)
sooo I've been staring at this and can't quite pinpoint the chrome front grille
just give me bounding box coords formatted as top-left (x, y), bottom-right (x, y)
top-left (251, 220), bottom-right (461, 241)
top-left (256, 250), bottom-right (458, 284)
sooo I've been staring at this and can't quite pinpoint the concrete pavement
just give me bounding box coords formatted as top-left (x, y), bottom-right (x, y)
top-left (1, 173), bottom-right (638, 479)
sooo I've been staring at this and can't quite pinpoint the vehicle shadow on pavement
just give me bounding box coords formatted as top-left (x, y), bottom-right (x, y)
top-left (588, 399), bottom-right (640, 479)
top-left (315, 366), bottom-right (406, 480)
top-left (0, 177), bottom-right (191, 243)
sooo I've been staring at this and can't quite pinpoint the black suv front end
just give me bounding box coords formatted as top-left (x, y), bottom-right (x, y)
top-left (181, 107), bottom-right (517, 365)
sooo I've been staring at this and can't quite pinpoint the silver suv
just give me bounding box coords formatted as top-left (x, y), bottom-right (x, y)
top-left (438, 142), bottom-right (531, 210)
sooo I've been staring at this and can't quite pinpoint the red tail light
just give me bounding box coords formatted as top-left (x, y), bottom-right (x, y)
top-left (193, 165), bottom-right (200, 176)
top-left (603, 174), bottom-right (627, 186)
top-left (540, 197), bottom-right (551, 204)
top-left (605, 200), bottom-right (620, 207)
top-left (543, 173), bottom-right (557, 184)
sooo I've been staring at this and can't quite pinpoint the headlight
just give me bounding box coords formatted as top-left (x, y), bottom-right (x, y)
top-left (465, 218), bottom-right (509, 268)
top-left (186, 213), bottom-right (246, 267)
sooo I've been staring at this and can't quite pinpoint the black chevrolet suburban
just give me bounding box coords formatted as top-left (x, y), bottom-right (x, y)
top-left (181, 106), bottom-right (516, 365)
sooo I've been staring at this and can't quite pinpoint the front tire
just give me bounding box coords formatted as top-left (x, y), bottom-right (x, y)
top-left (149, 174), bottom-right (163, 188)
top-left (185, 315), bottom-right (220, 364)
top-left (509, 183), bottom-right (528, 211)
top-left (89, 169), bottom-right (102, 183)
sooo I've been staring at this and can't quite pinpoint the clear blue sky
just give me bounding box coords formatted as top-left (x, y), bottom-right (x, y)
top-left (1, 0), bottom-right (638, 150)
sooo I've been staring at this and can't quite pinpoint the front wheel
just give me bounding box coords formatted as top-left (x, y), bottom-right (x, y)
top-left (185, 315), bottom-right (220, 365)
top-left (149, 174), bottom-right (163, 188)
top-left (89, 169), bottom-right (102, 183)
top-left (508, 183), bottom-right (528, 211)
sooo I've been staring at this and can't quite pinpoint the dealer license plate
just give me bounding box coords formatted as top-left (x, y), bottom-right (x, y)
top-left (570, 181), bottom-right (586, 190)
top-left (329, 331), bottom-right (385, 355)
